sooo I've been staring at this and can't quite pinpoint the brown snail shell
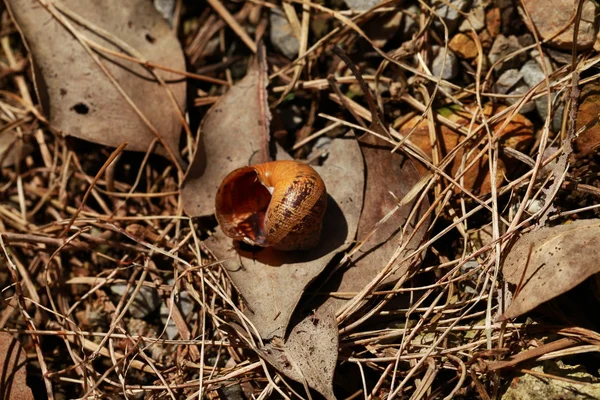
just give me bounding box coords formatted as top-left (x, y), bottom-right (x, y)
top-left (215, 160), bottom-right (327, 251)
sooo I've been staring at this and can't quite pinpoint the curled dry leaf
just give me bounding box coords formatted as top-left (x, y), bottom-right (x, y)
top-left (6, 0), bottom-right (186, 164)
top-left (182, 53), bottom-right (270, 217)
top-left (206, 138), bottom-right (364, 339)
top-left (0, 332), bottom-right (33, 400)
top-left (500, 219), bottom-right (600, 320)
top-left (400, 103), bottom-right (533, 195)
top-left (258, 308), bottom-right (338, 400)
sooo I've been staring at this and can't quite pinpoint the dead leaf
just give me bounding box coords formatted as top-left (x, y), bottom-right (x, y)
top-left (573, 82), bottom-right (600, 160)
top-left (401, 103), bottom-right (533, 195)
top-left (182, 53), bottom-right (270, 217)
top-left (318, 133), bottom-right (429, 312)
top-left (501, 219), bottom-right (600, 320)
top-left (207, 138), bottom-right (364, 339)
top-left (0, 332), bottom-right (33, 400)
top-left (182, 53), bottom-right (360, 395)
top-left (6, 0), bottom-right (186, 164)
top-left (259, 308), bottom-right (338, 400)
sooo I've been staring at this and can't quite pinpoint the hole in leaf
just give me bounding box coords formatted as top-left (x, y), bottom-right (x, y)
top-left (72, 103), bottom-right (89, 115)
top-left (145, 33), bottom-right (156, 43)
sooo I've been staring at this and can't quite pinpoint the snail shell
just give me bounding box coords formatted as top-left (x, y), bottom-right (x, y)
top-left (215, 160), bottom-right (327, 251)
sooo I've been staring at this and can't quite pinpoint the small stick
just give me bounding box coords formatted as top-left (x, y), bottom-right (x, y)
top-left (330, 45), bottom-right (387, 135)
top-left (207, 0), bottom-right (257, 53)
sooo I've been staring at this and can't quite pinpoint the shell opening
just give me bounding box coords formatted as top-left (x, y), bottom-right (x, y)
top-left (215, 168), bottom-right (271, 247)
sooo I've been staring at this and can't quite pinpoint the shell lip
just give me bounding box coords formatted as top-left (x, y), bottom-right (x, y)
top-left (215, 166), bottom-right (271, 248)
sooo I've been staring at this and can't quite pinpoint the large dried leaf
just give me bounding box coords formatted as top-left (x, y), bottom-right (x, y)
top-left (319, 134), bottom-right (429, 312)
top-left (0, 332), bottom-right (33, 400)
top-left (6, 0), bottom-right (186, 162)
top-left (258, 308), bottom-right (338, 400)
top-left (182, 54), bottom-right (270, 217)
top-left (207, 138), bottom-right (364, 339)
top-left (181, 55), bottom-right (361, 396)
top-left (501, 219), bottom-right (600, 320)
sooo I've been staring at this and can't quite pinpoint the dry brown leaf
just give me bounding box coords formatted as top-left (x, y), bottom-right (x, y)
top-left (182, 53), bottom-right (270, 217)
top-left (573, 82), bottom-right (600, 160)
top-left (501, 219), bottom-right (600, 320)
top-left (207, 138), bottom-right (364, 339)
top-left (0, 332), bottom-right (33, 400)
top-left (259, 308), bottom-right (338, 400)
top-left (318, 133), bottom-right (429, 312)
top-left (6, 0), bottom-right (186, 164)
top-left (401, 103), bottom-right (533, 195)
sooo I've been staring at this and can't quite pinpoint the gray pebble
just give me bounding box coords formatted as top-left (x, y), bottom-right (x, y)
top-left (110, 283), bottom-right (160, 319)
top-left (458, 5), bottom-right (485, 32)
top-left (520, 59), bottom-right (562, 128)
top-left (495, 69), bottom-right (522, 94)
top-left (488, 35), bottom-right (527, 72)
top-left (432, 48), bottom-right (459, 80)
top-left (269, 8), bottom-right (299, 59)
top-left (520, 59), bottom-right (546, 88)
top-left (218, 383), bottom-right (245, 400)
top-left (506, 84), bottom-right (536, 114)
top-left (434, 0), bottom-right (472, 33)
top-left (343, 0), bottom-right (381, 11)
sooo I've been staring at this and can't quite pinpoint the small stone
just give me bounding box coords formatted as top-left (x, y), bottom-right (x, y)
top-left (343, 0), bottom-right (381, 11)
top-left (517, 33), bottom-right (535, 48)
top-left (495, 69), bottom-right (522, 94)
top-left (449, 33), bottom-right (478, 59)
top-left (431, 48), bottom-right (459, 80)
top-left (530, 50), bottom-right (554, 75)
top-left (485, 7), bottom-right (501, 37)
top-left (433, 0), bottom-right (472, 33)
top-left (478, 29), bottom-right (493, 50)
top-left (110, 283), bottom-right (160, 319)
top-left (520, 59), bottom-right (559, 123)
top-left (488, 35), bottom-right (527, 72)
top-left (506, 84), bottom-right (536, 114)
top-left (402, 5), bottom-right (420, 37)
top-left (461, 260), bottom-right (479, 273)
top-left (534, 93), bottom-right (563, 130)
top-left (520, 59), bottom-right (546, 88)
top-left (458, 5), bottom-right (485, 32)
top-left (218, 383), bottom-right (245, 400)
top-left (546, 48), bottom-right (575, 65)
top-left (521, 0), bottom-right (598, 50)
top-left (269, 8), bottom-right (299, 59)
